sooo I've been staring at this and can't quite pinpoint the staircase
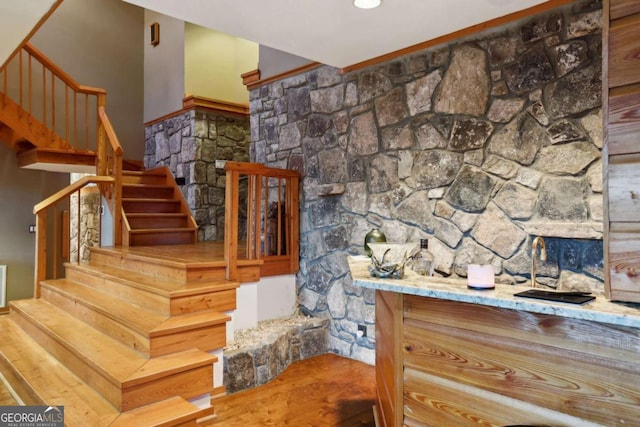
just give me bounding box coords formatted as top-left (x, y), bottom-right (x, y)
top-left (121, 168), bottom-right (198, 246)
top-left (0, 243), bottom-right (238, 426)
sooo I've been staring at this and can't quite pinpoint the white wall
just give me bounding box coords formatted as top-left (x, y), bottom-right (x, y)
top-left (258, 45), bottom-right (313, 80)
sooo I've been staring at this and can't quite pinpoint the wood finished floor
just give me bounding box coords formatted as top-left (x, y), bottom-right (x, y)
top-left (205, 353), bottom-right (376, 427)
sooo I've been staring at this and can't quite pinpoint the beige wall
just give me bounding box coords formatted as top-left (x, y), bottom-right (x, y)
top-left (259, 45), bottom-right (312, 80)
top-left (0, 145), bottom-right (68, 304)
top-left (30, 0), bottom-right (145, 160)
top-left (144, 10), bottom-right (184, 123)
top-left (185, 24), bottom-right (257, 105)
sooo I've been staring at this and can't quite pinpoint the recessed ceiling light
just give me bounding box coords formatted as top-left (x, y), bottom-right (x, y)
top-left (354, 0), bottom-right (381, 9)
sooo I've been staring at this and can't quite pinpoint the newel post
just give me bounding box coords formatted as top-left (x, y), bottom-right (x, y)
top-left (224, 169), bottom-right (240, 281)
top-left (34, 212), bottom-right (47, 298)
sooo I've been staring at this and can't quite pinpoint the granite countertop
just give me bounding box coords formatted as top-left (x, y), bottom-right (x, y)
top-left (348, 256), bottom-right (640, 328)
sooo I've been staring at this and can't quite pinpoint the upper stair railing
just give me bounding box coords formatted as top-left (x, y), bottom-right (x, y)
top-left (224, 161), bottom-right (300, 280)
top-left (0, 42), bottom-right (106, 152)
top-left (0, 42), bottom-right (124, 297)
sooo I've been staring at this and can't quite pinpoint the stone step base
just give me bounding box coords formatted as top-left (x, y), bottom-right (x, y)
top-left (222, 315), bottom-right (329, 394)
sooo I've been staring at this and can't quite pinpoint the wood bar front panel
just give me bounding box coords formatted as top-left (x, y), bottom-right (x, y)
top-left (374, 290), bottom-right (403, 427)
top-left (401, 296), bottom-right (640, 426)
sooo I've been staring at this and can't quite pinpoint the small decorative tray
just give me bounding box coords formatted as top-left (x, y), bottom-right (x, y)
top-left (513, 289), bottom-right (595, 305)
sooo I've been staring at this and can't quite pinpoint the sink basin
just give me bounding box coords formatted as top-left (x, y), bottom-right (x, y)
top-left (514, 289), bottom-right (595, 304)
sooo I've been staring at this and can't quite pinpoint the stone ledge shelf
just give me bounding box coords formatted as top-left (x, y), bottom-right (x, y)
top-left (348, 256), bottom-right (640, 328)
top-left (223, 315), bottom-right (329, 394)
top-left (516, 221), bottom-right (603, 239)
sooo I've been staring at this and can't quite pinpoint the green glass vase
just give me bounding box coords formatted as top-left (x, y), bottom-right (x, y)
top-left (364, 228), bottom-right (386, 257)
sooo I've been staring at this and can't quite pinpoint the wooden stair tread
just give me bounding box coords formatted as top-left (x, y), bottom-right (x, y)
top-left (41, 278), bottom-right (166, 333)
top-left (69, 262), bottom-right (236, 297)
top-left (41, 277), bottom-right (230, 338)
top-left (91, 246), bottom-right (227, 269)
top-left (126, 213), bottom-right (188, 218)
top-left (10, 299), bottom-right (216, 388)
top-left (111, 396), bottom-right (213, 427)
top-left (10, 299), bottom-right (146, 383)
top-left (123, 198), bottom-right (180, 203)
top-left (151, 310), bottom-right (231, 337)
top-left (0, 317), bottom-right (120, 426)
top-left (129, 228), bottom-right (196, 234)
top-left (125, 348), bottom-right (216, 386)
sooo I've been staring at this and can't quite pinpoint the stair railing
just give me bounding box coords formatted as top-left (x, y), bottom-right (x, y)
top-left (0, 43), bottom-right (125, 296)
top-left (0, 42), bottom-right (106, 152)
top-left (224, 162), bottom-right (300, 280)
top-left (32, 176), bottom-right (115, 297)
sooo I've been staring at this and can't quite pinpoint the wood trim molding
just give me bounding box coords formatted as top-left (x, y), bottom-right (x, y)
top-left (144, 95), bottom-right (249, 127)
top-left (340, 0), bottom-right (575, 73)
top-left (241, 69), bottom-right (260, 86)
top-left (183, 95), bottom-right (249, 116)
top-left (245, 62), bottom-right (323, 91)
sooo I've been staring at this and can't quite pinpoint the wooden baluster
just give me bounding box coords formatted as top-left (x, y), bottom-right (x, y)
top-left (225, 170), bottom-right (240, 281)
top-left (74, 92), bottom-right (78, 148)
top-left (76, 189), bottom-right (81, 264)
top-left (34, 212), bottom-right (47, 298)
top-left (277, 179), bottom-right (283, 256)
top-left (289, 176), bottom-right (300, 272)
top-left (42, 63), bottom-right (46, 126)
top-left (28, 54), bottom-right (32, 113)
top-left (19, 49), bottom-right (23, 107)
top-left (51, 73), bottom-right (55, 131)
top-left (53, 204), bottom-right (58, 279)
top-left (65, 86), bottom-right (69, 142)
top-left (245, 174), bottom-right (255, 259)
top-left (85, 93), bottom-right (89, 150)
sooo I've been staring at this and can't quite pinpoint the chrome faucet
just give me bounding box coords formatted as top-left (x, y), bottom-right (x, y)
top-left (531, 236), bottom-right (547, 288)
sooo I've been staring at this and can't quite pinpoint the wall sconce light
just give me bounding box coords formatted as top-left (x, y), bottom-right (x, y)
top-left (353, 0), bottom-right (381, 9)
top-left (150, 22), bottom-right (160, 46)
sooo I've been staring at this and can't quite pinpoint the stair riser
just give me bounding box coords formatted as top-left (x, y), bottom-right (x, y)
top-left (121, 365), bottom-right (212, 412)
top-left (121, 174), bottom-right (166, 186)
top-left (9, 309), bottom-right (124, 409)
top-left (171, 289), bottom-right (237, 316)
top-left (89, 251), bottom-right (190, 283)
top-left (0, 352), bottom-right (42, 405)
top-left (9, 308), bottom-right (216, 412)
top-left (65, 267), bottom-right (171, 315)
top-left (40, 285), bottom-right (151, 356)
top-left (150, 323), bottom-right (227, 358)
top-left (123, 186), bottom-right (174, 199)
top-left (128, 216), bottom-right (190, 229)
top-left (123, 200), bottom-right (181, 213)
top-left (130, 231), bottom-right (196, 246)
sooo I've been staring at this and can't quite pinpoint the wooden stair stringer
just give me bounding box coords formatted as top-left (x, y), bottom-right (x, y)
top-left (8, 298), bottom-right (216, 411)
top-left (0, 92), bottom-right (69, 151)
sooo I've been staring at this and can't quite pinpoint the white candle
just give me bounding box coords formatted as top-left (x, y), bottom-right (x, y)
top-left (467, 264), bottom-right (495, 289)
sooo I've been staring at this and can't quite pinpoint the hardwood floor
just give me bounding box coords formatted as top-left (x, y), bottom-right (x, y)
top-left (206, 353), bottom-right (376, 427)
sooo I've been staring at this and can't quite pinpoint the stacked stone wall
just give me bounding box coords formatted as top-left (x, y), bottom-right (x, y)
top-left (144, 109), bottom-right (251, 241)
top-left (249, 1), bottom-right (604, 363)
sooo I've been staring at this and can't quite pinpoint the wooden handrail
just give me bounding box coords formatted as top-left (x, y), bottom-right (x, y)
top-left (33, 176), bottom-right (115, 298)
top-left (21, 43), bottom-right (106, 96)
top-left (224, 162), bottom-right (300, 280)
top-left (34, 176), bottom-right (114, 214)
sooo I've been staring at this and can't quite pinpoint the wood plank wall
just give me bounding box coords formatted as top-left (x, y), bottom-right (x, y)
top-left (605, 0), bottom-right (640, 302)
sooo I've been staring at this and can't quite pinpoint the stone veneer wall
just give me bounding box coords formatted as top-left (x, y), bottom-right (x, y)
top-left (248, 1), bottom-right (604, 363)
top-left (144, 109), bottom-right (251, 241)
